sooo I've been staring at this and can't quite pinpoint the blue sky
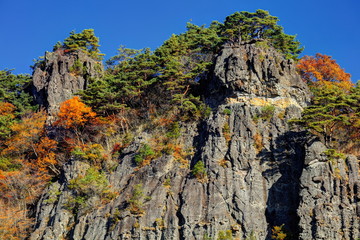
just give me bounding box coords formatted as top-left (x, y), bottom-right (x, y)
top-left (1, 0), bottom-right (359, 82)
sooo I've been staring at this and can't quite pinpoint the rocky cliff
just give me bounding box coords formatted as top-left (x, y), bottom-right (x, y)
top-left (30, 43), bottom-right (359, 240)
top-left (32, 49), bottom-right (102, 115)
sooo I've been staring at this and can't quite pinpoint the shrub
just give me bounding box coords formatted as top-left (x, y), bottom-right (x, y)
top-left (217, 230), bottom-right (233, 240)
top-left (128, 184), bottom-right (145, 215)
top-left (67, 167), bottom-right (115, 210)
top-left (223, 122), bottom-right (231, 143)
top-left (253, 133), bottom-right (263, 152)
top-left (223, 108), bottom-right (232, 115)
top-left (165, 121), bottom-right (181, 140)
top-left (254, 104), bottom-right (275, 122)
top-left (0, 157), bottom-right (22, 171)
top-left (324, 149), bottom-right (345, 164)
top-left (71, 143), bottom-right (106, 164)
top-left (259, 104), bottom-right (275, 121)
top-left (192, 161), bottom-right (207, 180)
top-left (69, 59), bottom-right (85, 76)
top-left (271, 224), bottom-right (287, 240)
top-left (134, 144), bottom-right (155, 167)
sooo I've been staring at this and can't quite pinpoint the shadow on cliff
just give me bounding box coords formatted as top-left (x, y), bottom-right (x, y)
top-left (259, 130), bottom-right (309, 239)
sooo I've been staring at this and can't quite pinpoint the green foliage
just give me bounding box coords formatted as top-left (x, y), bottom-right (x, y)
top-left (217, 230), bottom-right (233, 240)
top-left (192, 161), bottom-right (207, 179)
top-left (245, 231), bottom-right (257, 240)
top-left (223, 108), bottom-right (232, 115)
top-left (217, 9), bottom-right (303, 59)
top-left (128, 184), bottom-right (146, 215)
top-left (82, 10), bottom-right (297, 123)
top-left (79, 77), bottom-right (127, 116)
top-left (81, 47), bottom-right (157, 115)
top-left (71, 144), bottom-right (105, 164)
top-left (165, 121), bottom-right (181, 140)
top-left (223, 122), bottom-right (231, 143)
top-left (163, 177), bottom-right (171, 188)
top-left (254, 104), bottom-right (275, 122)
top-left (69, 59), bottom-right (85, 76)
top-left (67, 167), bottom-right (115, 210)
top-left (56, 29), bottom-right (104, 60)
top-left (0, 70), bottom-right (35, 114)
top-left (44, 188), bottom-right (62, 204)
top-left (0, 157), bottom-right (22, 171)
top-left (291, 86), bottom-right (353, 148)
top-left (134, 144), bottom-right (155, 166)
top-left (324, 149), bottom-right (345, 162)
top-left (69, 167), bottom-right (109, 196)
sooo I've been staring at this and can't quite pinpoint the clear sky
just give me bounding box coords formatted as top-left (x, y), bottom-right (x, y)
top-left (1, 0), bottom-right (359, 82)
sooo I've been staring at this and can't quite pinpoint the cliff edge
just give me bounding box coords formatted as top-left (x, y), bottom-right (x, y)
top-left (30, 43), bottom-right (359, 240)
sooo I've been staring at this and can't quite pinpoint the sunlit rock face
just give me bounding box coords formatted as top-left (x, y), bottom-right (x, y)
top-left (30, 43), bottom-right (359, 240)
top-left (32, 49), bottom-right (102, 115)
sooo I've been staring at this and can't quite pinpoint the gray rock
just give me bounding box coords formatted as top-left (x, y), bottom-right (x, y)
top-left (30, 43), bottom-right (359, 240)
top-left (32, 49), bottom-right (102, 115)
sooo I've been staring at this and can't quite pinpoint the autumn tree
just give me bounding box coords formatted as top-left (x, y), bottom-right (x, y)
top-left (3, 111), bottom-right (47, 157)
top-left (295, 53), bottom-right (359, 154)
top-left (297, 53), bottom-right (353, 91)
top-left (55, 96), bottom-right (97, 130)
top-left (0, 199), bottom-right (31, 240)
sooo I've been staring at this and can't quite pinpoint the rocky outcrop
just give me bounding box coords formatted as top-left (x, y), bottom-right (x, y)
top-left (206, 42), bottom-right (311, 108)
top-left (298, 147), bottom-right (360, 239)
top-left (30, 43), bottom-right (359, 240)
top-left (32, 49), bottom-right (102, 115)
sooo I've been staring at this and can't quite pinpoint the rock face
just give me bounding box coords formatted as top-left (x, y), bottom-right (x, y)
top-left (32, 49), bottom-right (102, 115)
top-left (30, 43), bottom-right (359, 240)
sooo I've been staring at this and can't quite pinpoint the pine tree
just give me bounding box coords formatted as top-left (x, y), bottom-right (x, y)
top-left (217, 9), bottom-right (303, 59)
top-left (292, 86), bottom-right (352, 148)
top-left (57, 29), bottom-right (104, 60)
top-left (0, 70), bottom-right (35, 114)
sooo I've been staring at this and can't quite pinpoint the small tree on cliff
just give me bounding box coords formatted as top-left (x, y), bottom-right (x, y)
top-left (54, 29), bottom-right (104, 60)
top-left (295, 54), bottom-right (359, 151)
top-left (216, 9), bottom-right (303, 59)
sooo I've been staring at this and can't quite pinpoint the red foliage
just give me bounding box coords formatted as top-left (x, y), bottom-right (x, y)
top-left (297, 53), bottom-right (353, 91)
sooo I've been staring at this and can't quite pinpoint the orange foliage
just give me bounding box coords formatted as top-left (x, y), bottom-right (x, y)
top-left (0, 200), bottom-right (31, 240)
top-left (3, 111), bottom-right (47, 156)
top-left (54, 96), bottom-right (97, 129)
top-left (297, 53), bottom-right (353, 91)
top-left (33, 137), bottom-right (59, 176)
top-left (0, 167), bottom-right (46, 204)
top-left (0, 102), bottom-right (16, 117)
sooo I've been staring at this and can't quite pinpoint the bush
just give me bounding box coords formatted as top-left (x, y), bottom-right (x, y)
top-left (67, 167), bottom-right (115, 210)
top-left (0, 157), bottom-right (22, 171)
top-left (223, 108), bottom-right (232, 115)
top-left (134, 144), bottom-right (155, 166)
top-left (324, 149), bottom-right (345, 163)
top-left (128, 184), bottom-right (145, 215)
top-left (71, 143), bottom-right (106, 164)
top-left (259, 104), bottom-right (275, 121)
top-left (223, 122), bottom-right (231, 143)
top-left (192, 161), bottom-right (207, 180)
top-left (69, 59), bottom-right (85, 76)
top-left (217, 230), bottom-right (233, 240)
top-left (165, 121), bottom-right (181, 140)
top-left (271, 224), bottom-right (287, 240)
